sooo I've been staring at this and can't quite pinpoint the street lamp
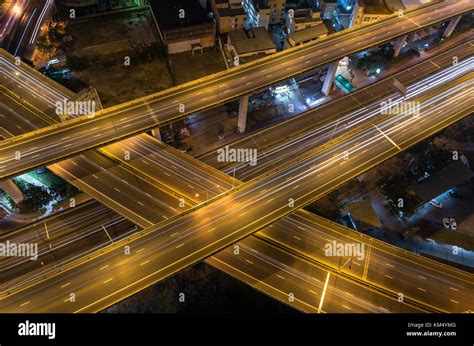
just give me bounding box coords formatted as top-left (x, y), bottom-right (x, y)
top-left (12, 4), bottom-right (23, 16)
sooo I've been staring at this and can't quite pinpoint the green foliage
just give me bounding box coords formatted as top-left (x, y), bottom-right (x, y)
top-left (9, 180), bottom-right (52, 213)
top-left (49, 182), bottom-right (79, 199)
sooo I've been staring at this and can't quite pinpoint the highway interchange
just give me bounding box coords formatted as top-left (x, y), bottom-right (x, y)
top-left (0, 0), bottom-right (472, 314)
top-left (0, 0), bottom-right (471, 179)
top-left (0, 66), bottom-right (471, 312)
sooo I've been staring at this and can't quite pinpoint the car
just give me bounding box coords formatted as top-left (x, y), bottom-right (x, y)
top-left (429, 199), bottom-right (443, 208)
top-left (450, 218), bottom-right (457, 231)
top-left (448, 191), bottom-right (462, 200)
top-left (442, 218), bottom-right (450, 229)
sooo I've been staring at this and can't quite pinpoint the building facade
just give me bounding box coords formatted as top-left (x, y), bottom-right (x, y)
top-left (286, 8), bottom-right (322, 33)
top-left (212, 0), bottom-right (247, 33)
top-left (150, 0), bottom-right (216, 54)
top-left (243, 0), bottom-right (271, 29)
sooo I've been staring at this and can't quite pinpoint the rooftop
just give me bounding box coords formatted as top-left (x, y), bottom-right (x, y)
top-left (218, 7), bottom-right (247, 17)
top-left (346, 199), bottom-right (382, 230)
top-left (288, 23), bottom-right (329, 43)
top-left (150, 0), bottom-right (212, 31)
top-left (410, 161), bottom-right (473, 203)
top-left (249, 0), bottom-right (271, 10)
top-left (360, 0), bottom-right (393, 14)
top-left (228, 27), bottom-right (276, 54)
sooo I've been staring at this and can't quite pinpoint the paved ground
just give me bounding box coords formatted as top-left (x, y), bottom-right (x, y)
top-left (171, 30), bottom-right (472, 159)
top-left (65, 11), bottom-right (173, 106)
top-left (169, 46), bottom-right (227, 85)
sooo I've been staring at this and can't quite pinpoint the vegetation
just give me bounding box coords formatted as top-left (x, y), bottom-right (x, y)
top-left (9, 180), bottom-right (51, 213)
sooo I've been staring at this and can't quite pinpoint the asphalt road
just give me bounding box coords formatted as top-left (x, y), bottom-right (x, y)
top-left (257, 211), bottom-right (473, 313)
top-left (0, 201), bottom-right (137, 288)
top-left (207, 236), bottom-right (424, 313)
top-left (2, 199), bottom-right (424, 313)
top-left (199, 45), bottom-right (474, 178)
top-left (2, 26), bottom-right (472, 313)
top-left (2, 50), bottom-right (471, 312)
top-left (1, 0), bottom-right (53, 57)
top-left (108, 133), bottom-right (471, 313)
top-left (0, 73), bottom-right (470, 312)
top-left (0, 0), bottom-right (471, 179)
top-left (98, 70), bottom-right (473, 313)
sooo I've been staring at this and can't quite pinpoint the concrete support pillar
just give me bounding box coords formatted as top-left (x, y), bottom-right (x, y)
top-left (321, 61), bottom-right (339, 96)
top-left (151, 128), bottom-right (161, 141)
top-left (443, 15), bottom-right (461, 39)
top-left (393, 34), bottom-right (407, 57)
top-left (237, 94), bottom-right (249, 133)
top-left (0, 180), bottom-right (24, 204)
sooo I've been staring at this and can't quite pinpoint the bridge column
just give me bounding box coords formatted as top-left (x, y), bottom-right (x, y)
top-left (151, 128), bottom-right (162, 141)
top-left (237, 94), bottom-right (249, 133)
top-left (321, 61), bottom-right (338, 96)
top-left (443, 15), bottom-right (461, 39)
top-left (0, 180), bottom-right (24, 204)
top-left (393, 34), bottom-right (407, 57)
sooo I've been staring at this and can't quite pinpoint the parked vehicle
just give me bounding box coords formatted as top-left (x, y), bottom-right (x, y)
top-left (448, 190), bottom-right (462, 200)
top-left (429, 199), bottom-right (443, 208)
top-left (442, 218), bottom-right (450, 229)
top-left (450, 218), bottom-right (457, 231)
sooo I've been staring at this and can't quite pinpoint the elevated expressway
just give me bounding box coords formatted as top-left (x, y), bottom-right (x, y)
top-left (0, 0), bottom-right (471, 178)
top-left (1, 42), bottom-right (472, 312)
top-left (1, 26), bottom-right (472, 314)
top-left (0, 94), bottom-right (426, 313)
top-left (1, 51), bottom-right (444, 314)
top-left (0, 67), bottom-right (472, 312)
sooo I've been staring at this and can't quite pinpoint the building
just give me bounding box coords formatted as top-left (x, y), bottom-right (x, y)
top-left (243, 0), bottom-right (286, 28)
top-left (64, 0), bottom-right (147, 9)
top-left (268, 0), bottom-right (286, 24)
top-left (329, 0), bottom-right (406, 30)
top-left (286, 8), bottom-right (322, 34)
top-left (150, 0), bottom-right (216, 54)
top-left (226, 27), bottom-right (277, 62)
top-left (212, 0), bottom-right (247, 33)
top-left (285, 22), bottom-right (329, 48)
top-left (344, 199), bottom-right (382, 231)
top-left (243, 0), bottom-right (271, 29)
top-left (409, 161), bottom-right (473, 205)
top-left (321, 0), bottom-right (337, 20)
top-left (398, 0), bottom-right (429, 8)
top-left (333, 0), bottom-right (358, 29)
top-left (358, 0), bottom-right (393, 25)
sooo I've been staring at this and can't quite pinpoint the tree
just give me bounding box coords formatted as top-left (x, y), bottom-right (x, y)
top-left (9, 182), bottom-right (52, 213)
top-left (37, 34), bottom-right (53, 54)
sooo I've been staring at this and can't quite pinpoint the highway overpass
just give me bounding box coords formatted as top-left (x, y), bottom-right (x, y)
top-left (2, 53), bottom-right (428, 313)
top-left (0, 0), bottom-right (471, 179)
top-left (1, 44), bottom-right (472, 312)
top-left (0, 71), bottom-right (471, 312)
